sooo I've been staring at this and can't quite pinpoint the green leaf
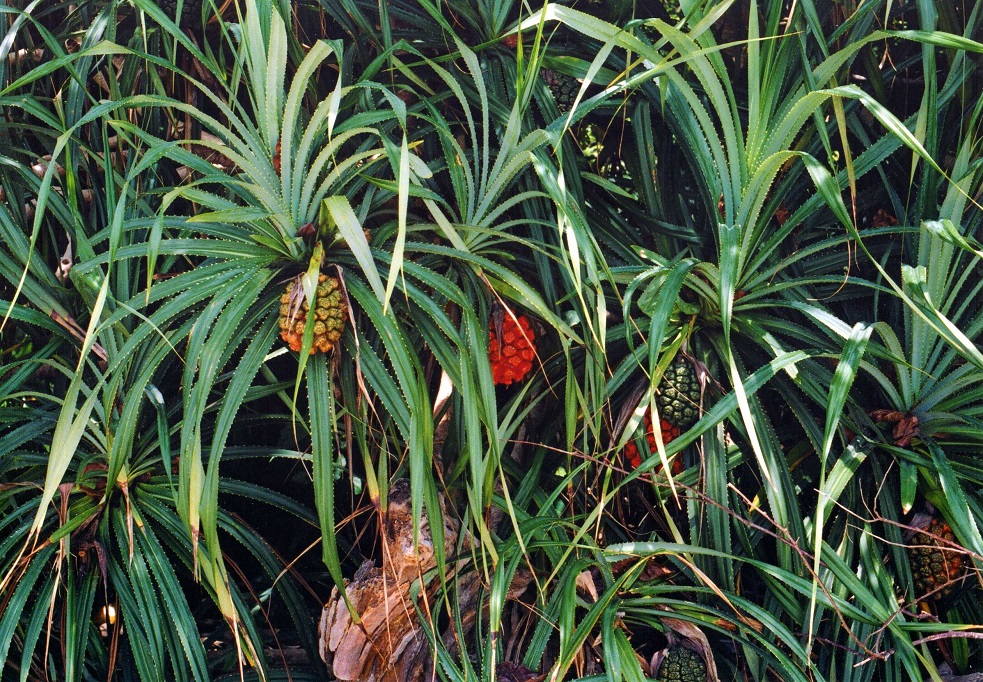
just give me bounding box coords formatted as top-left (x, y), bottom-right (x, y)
top-left (323, 196), bottom-right (385, 301)
top-left (308, 353), bottom-right (348, 598)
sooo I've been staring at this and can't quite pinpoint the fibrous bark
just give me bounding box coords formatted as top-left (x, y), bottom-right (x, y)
top-left (318, 480), bottom-right (472, 682)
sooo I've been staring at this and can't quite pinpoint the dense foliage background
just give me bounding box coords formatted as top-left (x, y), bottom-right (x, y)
top-left (1, 0), bottom-right (982, 679)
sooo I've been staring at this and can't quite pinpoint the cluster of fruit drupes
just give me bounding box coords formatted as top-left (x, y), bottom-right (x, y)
top-left (278, 282), bottom-right (713, 475)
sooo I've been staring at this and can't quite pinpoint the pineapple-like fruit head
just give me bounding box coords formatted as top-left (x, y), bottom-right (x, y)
top-left (653, 616), bottom-right (718, 682)
top-left (489, 313), bottom-right (536, 385)
top-left (623, 411), bottom-right (682, 473)
top-left (278, 273), bottom-right (346, 354)
top-left (657, 356), bottom-right (701, 431)
top-left (656, 647), bottom-right (707, 682)
top-left (160, 0), bottom-right (204, 27)
top-left (578, 0), bottom-right (632, 23)
top-left (908, 514), bottom-right (966, 600)
top-left (541, 69), bottom-right (581, 113)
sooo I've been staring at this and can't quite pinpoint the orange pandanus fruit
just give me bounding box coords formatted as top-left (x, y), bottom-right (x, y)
top-left (489, 314), bottom-right (536, 386)
top-left (909, 516), bottom-right (966, 600)
top-left (623, 412), bottom-right (682, 473)
top-left (278, 274), bottom-right (346, 354)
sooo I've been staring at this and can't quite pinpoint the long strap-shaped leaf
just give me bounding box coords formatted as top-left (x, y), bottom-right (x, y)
top-left (307, 352), bottom-right (350, 607)
top-left (806, 322), bottom-right (873, 658)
